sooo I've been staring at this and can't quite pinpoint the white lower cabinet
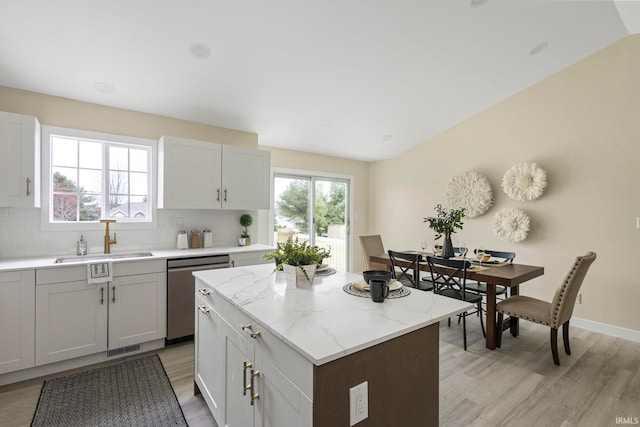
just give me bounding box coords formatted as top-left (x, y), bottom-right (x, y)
top-left (35, 261), bottom-right (166, 365)
top-left (0, 270), bottom-right (35, 374)
top-left (195, 282), bottom-right (312, 427)
top-left (108, 272), bottom-right (166, 350)
top-left (35, 280), bottom-right (108, 365)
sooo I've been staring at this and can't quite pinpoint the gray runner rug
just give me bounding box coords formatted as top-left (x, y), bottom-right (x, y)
top-left (31, 354), bottom-right (188, 427)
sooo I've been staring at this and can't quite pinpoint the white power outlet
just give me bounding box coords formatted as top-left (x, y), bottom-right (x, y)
top-left (349, 381), bottom-right (368, 426)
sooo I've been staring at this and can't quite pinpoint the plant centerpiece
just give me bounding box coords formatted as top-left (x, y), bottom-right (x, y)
top-left (263, 237), bottom-right (331, 287)
top-left (239, 213), bottom-right (253, 246)
top-left (423, 204), bottom-right (466, 259)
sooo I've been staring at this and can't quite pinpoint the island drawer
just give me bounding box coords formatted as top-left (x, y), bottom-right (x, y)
top-left (212, 291), bottom-right (313, 398)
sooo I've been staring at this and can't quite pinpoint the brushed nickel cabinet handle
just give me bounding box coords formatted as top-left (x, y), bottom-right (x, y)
top-left (217, 188), bottom-right (220, 202)
top-left (224, 189), bottom-right (227, 202)
top-left (26, 177), bottom-right (31, 196)
top-left (100, 287), bottom-right (104, 305)
top-left (197, 288), bottom-right (211, 296)
top-left (198, 305), bottom-right (209, 314)
top-left (112, 286), bottom-right (116, 303)
top-left (231, 260), bottom-right (235, 267)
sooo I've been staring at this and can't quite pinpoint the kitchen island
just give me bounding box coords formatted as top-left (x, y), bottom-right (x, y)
top-left (193, 264), bottom-right (472, 426)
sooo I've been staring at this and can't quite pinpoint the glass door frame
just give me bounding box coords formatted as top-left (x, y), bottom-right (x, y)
top-left (270, 167), bottom-right (354, 272)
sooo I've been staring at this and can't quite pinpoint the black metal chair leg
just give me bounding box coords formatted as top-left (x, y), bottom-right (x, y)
top-left (478, 302), bottom-right (485, 338)
top-left (551, 328), bottom-right (560, 365)
top-left (563, 321), bottom-right (571, 355)
top-left (462, 314), bottom-right (467, 351)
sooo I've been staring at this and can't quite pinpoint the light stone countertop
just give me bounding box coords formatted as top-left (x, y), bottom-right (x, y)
top-left (194, 263), bottom-right (473, 366)
top-left (0, 243), bottom-right (275, 272)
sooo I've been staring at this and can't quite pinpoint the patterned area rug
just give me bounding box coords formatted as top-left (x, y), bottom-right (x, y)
top-left (31, 354), bottom-right (188, 427)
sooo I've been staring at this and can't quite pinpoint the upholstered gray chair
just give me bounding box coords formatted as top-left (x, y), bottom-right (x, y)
top-left (359, 235), bottom-right (387, 271)
top-left (496, 251), bottom-right (596, 365)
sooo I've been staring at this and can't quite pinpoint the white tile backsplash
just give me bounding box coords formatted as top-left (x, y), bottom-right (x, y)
top-left (0, 208), bottom-right (259, 259)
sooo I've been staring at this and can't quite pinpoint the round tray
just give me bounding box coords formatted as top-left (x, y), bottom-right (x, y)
top-left (342, 283), bottom-right (411, 299)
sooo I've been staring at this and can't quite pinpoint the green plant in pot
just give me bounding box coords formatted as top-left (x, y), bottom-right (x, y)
top-left (239, 214), bottom-right (253, 246)
top-left (263, 237), bottom-right (331, 287)
top-left (423, 204), bottom-right (465, 259)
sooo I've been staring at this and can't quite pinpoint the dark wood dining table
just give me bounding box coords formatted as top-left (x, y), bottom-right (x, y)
top-left (369, 253), bottom-right (544, 349)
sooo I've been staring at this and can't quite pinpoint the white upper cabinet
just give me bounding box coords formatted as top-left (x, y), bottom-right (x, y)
top-left (158, 136), bottom-right (270, 210)
top-left (221, 145), bottom-right (270, 210)
top-left (0, 112), bottom-right (41, 207)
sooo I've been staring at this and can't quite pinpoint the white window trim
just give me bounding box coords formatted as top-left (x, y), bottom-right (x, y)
top-left (40, 125), bottom-right (158, 231)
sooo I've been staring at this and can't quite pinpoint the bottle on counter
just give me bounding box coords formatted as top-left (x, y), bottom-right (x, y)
top-left (177, 230), bottom-right (188, 249)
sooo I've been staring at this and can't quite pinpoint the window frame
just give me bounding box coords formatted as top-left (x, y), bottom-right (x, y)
top-left (41, 125), bottom-right (158, 231)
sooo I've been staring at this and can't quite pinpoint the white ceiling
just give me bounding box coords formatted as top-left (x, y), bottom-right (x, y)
top-left (0, 1), bottom-right (637, 161)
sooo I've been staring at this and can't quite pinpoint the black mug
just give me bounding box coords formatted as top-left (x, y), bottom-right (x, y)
top-left (370, 279), bottom-right (390, 303)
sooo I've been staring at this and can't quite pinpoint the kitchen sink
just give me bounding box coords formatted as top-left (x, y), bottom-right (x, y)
top-left (54, 252), bottom-right (154, 264)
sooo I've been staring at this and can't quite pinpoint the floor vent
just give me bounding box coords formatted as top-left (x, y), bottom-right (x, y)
top-left (107, 344), bottom-right (141, 358)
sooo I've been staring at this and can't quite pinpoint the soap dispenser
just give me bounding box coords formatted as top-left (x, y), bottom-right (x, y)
top-left (77, 235), bottom-right (87, 256)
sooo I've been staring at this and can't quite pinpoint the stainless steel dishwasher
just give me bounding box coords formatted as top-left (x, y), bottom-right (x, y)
top-left (166, 254), bottom-right (230, 344)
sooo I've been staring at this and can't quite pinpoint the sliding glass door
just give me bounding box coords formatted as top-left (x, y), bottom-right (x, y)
top-left (273, 173), bottom-right (350, 271)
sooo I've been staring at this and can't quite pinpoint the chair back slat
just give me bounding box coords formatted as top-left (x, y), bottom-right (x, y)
top-left (426, 256), bottom-right (472, 299)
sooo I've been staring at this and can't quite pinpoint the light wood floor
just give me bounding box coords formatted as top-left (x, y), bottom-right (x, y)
top-left (1, 319), bottom-right (638, 427)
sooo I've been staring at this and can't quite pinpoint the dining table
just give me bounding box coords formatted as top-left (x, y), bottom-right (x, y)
top-left (369, 252), bottom-right (544, 350)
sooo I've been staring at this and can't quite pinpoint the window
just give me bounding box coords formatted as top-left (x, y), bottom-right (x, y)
top-left (42, 126), bottom-right (157, 229)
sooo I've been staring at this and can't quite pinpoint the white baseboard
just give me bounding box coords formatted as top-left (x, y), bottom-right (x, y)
top-left (572, 317), bottom-right (640, 343)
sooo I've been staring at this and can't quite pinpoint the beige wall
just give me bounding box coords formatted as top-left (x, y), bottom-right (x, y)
top-left (262, 146), bottom-right (370, 272)
top-left (0, 86), bottom-right (257, 147)
top-left (369, 35), bottom-right (640, 332)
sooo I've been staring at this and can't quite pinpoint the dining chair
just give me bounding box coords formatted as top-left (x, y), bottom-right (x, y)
top-left (425, 256), bottom-right (485, 350)
top-left (359, 235), bottom-right (388, 271)
top-left (496, 251), bottom-right (596, 365)
top-left (388, 250), bottom-right (432, 290)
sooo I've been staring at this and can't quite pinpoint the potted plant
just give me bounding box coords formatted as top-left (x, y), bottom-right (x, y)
top-left (423, 204), bottom-right (465, 259)
top-left (263, 237), bottom-right (331, 287)
top-left (239, 213), bottom-right (253, 246)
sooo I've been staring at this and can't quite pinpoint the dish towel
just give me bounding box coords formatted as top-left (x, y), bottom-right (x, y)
top-left (87, 261), bottom-right (113, 284)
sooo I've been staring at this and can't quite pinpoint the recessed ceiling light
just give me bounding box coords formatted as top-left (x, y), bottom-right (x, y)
top-left (190, 43), bottom-right (212, 59)
top-left (529, 42), bottom-right (549, 55)
top-left (382, 135), bottom-right (393, 141)
top-left (94, 82), bottom-right (117, 94)
top-left (319, 118), bottom-right (332, 127)
top-left (469, 0), bottom-right (487, 7)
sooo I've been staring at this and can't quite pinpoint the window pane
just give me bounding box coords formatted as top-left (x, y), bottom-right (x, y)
top-left (129, 149), bottom-right (148, 172)
top-left (52, 168), bottom-right (78, 193)
top-left (52, 194), bottom-right (78, 221)
top-left (110, 196), bottom-right (129, 218)
top-left (51, 137), bottom-right (77, 167)
top-left (78, 169), bottom-right (102, 193)
top-left (80, 194), bottom-right (101, 221)
top-left (129, 172), bottom-right (148, 195)
top-left (109, 146), bottom-right (128, 171)
top-left (78, 141), bottom-right (102, 169)
top-left (130, 196), bottom-right (150, 219)
top-left (109, 171), bottom-right (129, 199)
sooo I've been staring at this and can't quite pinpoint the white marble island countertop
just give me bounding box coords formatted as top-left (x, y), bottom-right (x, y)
top-left (194, 263), bottom-right (472, 366)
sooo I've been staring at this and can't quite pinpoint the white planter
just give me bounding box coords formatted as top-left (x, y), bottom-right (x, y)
top-left (282, 263), bottom-right (317, 288)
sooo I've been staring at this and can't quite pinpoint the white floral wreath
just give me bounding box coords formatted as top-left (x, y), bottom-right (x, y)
top-left (444, 171), bottom-right (493, 218)
top-left (492, 208), bottom-right (530, 243)
top-left (501, 161), bottom-right (547, 201)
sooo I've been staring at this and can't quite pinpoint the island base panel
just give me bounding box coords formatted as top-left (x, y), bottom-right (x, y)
top-left (313, 323), bottom-right (439, 426)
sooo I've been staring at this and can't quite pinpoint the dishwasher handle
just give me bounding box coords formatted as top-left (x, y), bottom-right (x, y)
top-left (168, 263), bottom-right (230, 273)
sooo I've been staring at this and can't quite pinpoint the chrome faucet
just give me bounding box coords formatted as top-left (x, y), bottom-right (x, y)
top-left (100, 219), bottom-right (117, 254)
